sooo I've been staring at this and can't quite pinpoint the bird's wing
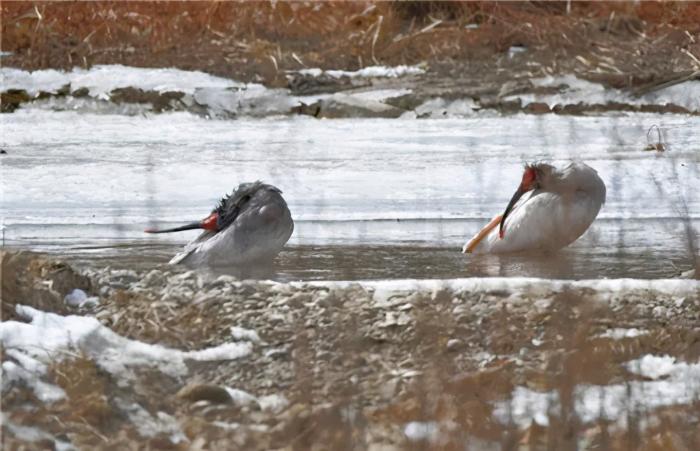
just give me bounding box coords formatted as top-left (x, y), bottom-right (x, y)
top-left (168, 230), bottom-right (216, 264)
top-left (476, 191), bottom-right (563, 253)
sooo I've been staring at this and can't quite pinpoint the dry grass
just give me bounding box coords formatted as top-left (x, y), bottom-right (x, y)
top-left (2, 1), bottom-right (699, 85)
top-left (48, 356), bottom-right (114, 430)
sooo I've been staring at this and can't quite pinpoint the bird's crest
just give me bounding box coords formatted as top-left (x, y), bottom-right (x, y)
top-left (215, 181), bottom-right (265, 215)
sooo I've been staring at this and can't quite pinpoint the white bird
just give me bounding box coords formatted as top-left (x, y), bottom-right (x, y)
top-left (145, 182), bottom-right (293, 266)
top-left (463, 162), bottom-right (606, 254)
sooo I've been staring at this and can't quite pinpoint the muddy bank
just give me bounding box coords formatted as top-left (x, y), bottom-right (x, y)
top-left (2, 251), bottom-right (700, 449)
top-left (3, 64), bottom-right (700, 118)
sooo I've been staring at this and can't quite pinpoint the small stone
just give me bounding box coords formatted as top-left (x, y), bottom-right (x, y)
top-left (446, 339), bottom-right (463, 352)
top-left (64, 288), bottom-right (99, 308)
top-left (71, 87), bottom-right (90, 97)
top-left (264, 348), bottom-right (288, 360)
top-left (652, 306), bottom-right (667, 317)
top-left (142, 269), bottom-right (165, 287)
top-left (177, 383), bottom-right (232, 404)
top-left (525, 102), bottom-right (551, 114)
top-left (64, 288), bottom-right (87, 307)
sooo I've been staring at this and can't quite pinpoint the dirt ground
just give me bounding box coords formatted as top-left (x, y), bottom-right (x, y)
top-left (2, 251), bottom-right (700, 450)
top-left (2, 1), bottom-right (700, 91)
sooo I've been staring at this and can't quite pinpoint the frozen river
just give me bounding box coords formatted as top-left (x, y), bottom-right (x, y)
top-left (2, 110), bottom-right (698, 279)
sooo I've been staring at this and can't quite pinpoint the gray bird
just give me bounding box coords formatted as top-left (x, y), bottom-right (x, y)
top-left (146, 182), bottom-right (293, 266)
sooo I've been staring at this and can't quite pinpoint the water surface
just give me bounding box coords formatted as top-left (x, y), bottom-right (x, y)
top-left (2, 111), bottom-right (698, 279)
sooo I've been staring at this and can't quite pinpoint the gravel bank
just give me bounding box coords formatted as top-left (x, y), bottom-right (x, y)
top-left (2, 251), bottom-right (699, 449)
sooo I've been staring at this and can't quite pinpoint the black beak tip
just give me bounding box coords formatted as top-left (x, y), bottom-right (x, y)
top-left (142, 221), bottom-right (204, 234)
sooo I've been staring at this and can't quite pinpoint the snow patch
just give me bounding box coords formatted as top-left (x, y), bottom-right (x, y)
top-left (507, 75), bottom-right (700, 112)
top-left (224, 387), bottom-right (258, 406)
top-left (412, 97), bottom-right (480, 118)
top-left (230, 326), bottom-right (261, 343)
top-left (495, 354), bottom-right (700, 426)
top-left (347, 88), bottom-right (412, 102)
top-left (116, 399), bottom-right (187, 443)
top-left (2, 360), bottom-right (66, 403)
top-left (222, 387), bottom-right (288, 413)
top-left (296, 278), bottom-right (700, 299)
top-left (597, 328), bottom-right (647, 340)
top-left (0, 305), bottom-right (252, 380)
top-left (295, 64), bottom-right (425, 79)
top-left (626, 354), bottom-right (682, 380)
top-left (1, 413), bottom-right (75, 450)
top-left (404, 421), bottom-right (441, 442)
top-left (1, 65), bottom-right (246, 97)
top-left (257, 394), bottom-right (289, 413)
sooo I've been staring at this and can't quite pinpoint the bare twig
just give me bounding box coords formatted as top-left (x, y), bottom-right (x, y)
top-left (644, 125), bottom-right (665, 152)
top-left (371, 15), bottom-right (383, 66)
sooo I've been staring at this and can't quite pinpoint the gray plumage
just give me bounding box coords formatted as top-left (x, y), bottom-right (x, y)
top-left (170, 182), bottom-right (293, 266)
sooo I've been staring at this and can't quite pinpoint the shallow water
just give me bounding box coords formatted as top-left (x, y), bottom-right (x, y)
top-left (2, 110), bottom-right (698, 279)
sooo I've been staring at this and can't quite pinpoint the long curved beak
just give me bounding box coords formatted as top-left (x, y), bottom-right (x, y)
top-left (499, 187), bottom-right (526, 239)
top-left (144, 212), bottom-right (219, 234)
top-left (144, 221), bottom-right (203, 234)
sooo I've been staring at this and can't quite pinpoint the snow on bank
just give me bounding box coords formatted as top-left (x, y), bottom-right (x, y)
top-left (293, 277), bottom-right (700, 303)
top-left (3, 65), bottom-right (698, 117)
top-left (0, 65), bottom-right (424, 100)
top-left (2, 359), bottom-right (66, 403)
top-left (626, 354), bottom-right (689, 380)
top-left (0, 304), bottom-right (282, 445)
top-left (223, 387), bottom-right (289, 413)
top-left (404, 421), bottom-right (442, 442)
top-left (294, 64), bottom-right (426, 78)
top-left (507, 74), bottom-right (700, 112)
top-left (0, 305), bottom-right (252, 381)
top-left (1, 64), bottom-right (248, 98)
top-left (597, 327), bottom-right (647, 340)
top-left (116, 399), bottom-right (187, 444)
top-left (494, 354), bottom-right (700, 427)
top-left (0, 304), bottom-right (257, 443)
top-left (0, 413), bottom-right (74, 451)
top-left (1, 65), bottom-right (415, 117)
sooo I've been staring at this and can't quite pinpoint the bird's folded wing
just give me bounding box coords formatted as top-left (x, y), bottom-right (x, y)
top-left (168, 230), bottom-right (216, 265)
top-left (491, 191), bottom-right (562, 251)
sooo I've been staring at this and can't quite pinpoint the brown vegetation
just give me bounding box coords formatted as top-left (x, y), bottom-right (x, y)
top-left (2, 1), bottom-right (699, 87)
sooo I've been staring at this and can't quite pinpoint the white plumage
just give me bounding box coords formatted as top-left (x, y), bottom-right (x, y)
top-left (464, 162), bottom-right (606, 254)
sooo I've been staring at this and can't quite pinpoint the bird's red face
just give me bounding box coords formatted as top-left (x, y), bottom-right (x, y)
top-left (499, 166), bottom-right (539, 238)
top-left (520, 166), bottom-right (537, 192)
